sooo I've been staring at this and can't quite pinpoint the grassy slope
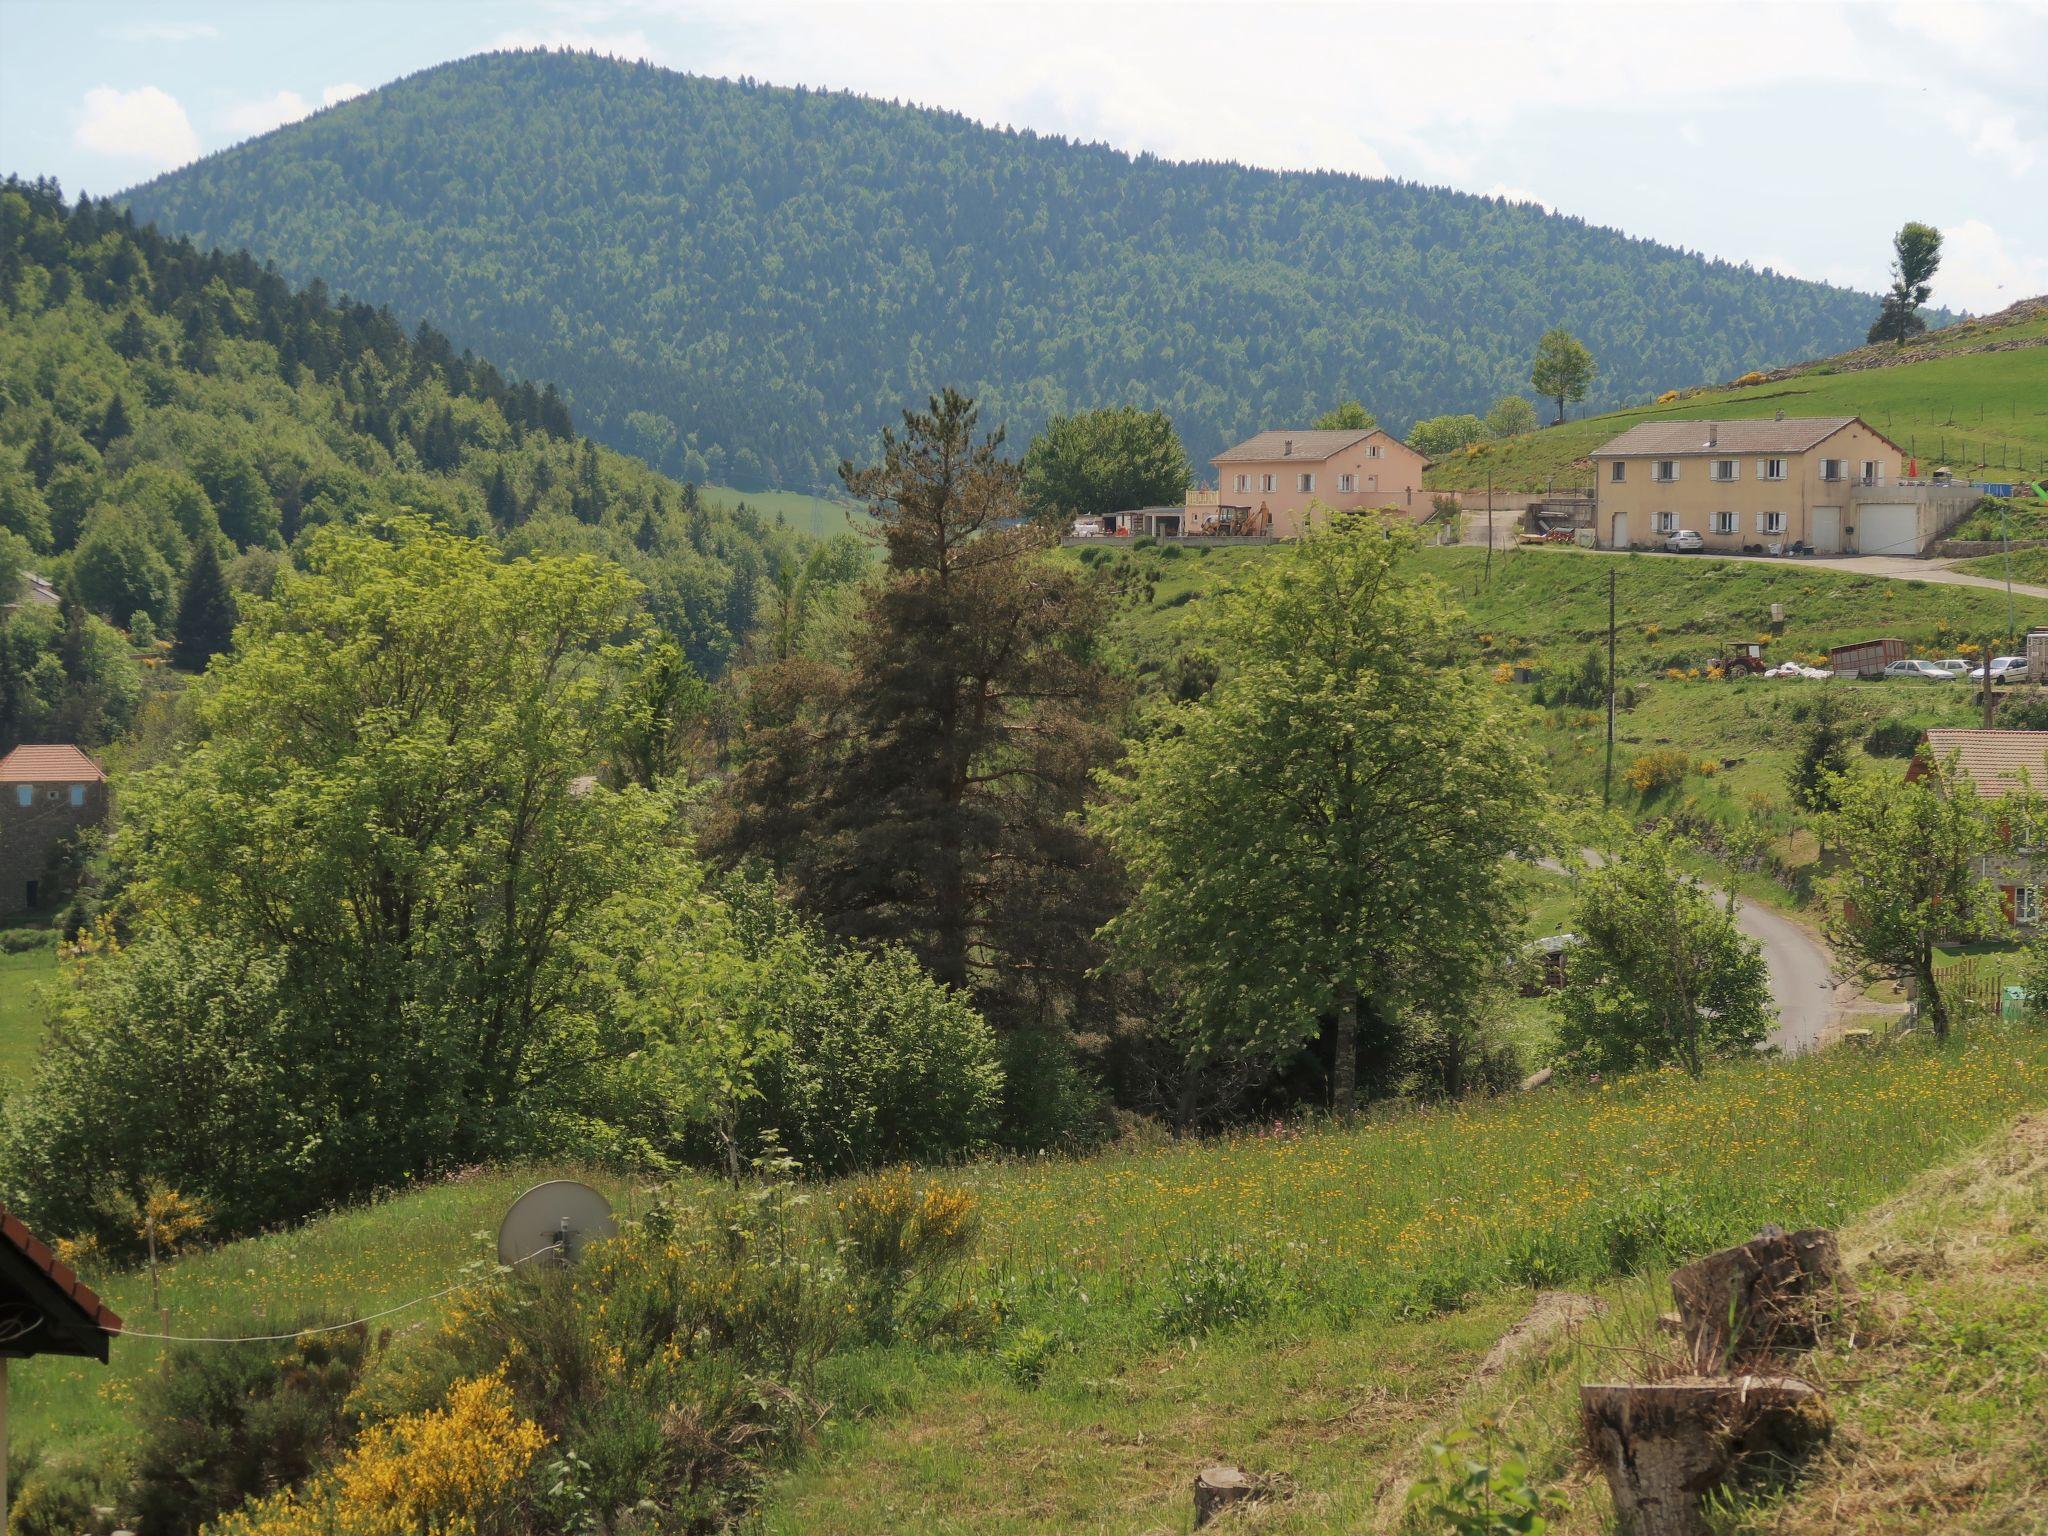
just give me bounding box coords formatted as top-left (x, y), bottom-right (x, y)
top-left (1425, 299), bottom-right (2048, 493)
top-left (0, 938), bottom-right (58, 1084)
top-left (700, 482), bottom-right (863, 540)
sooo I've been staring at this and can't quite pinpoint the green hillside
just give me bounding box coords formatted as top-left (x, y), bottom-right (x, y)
top-left (122, 50), bottom-right (1878, 493)
top-left (0, 176), bottom-right (809, 724)
top-left (1431, 296), bottom-right (2048, 491)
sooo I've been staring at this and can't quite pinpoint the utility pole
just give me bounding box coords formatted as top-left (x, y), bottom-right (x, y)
top-left (1485, 479), bottom-right (1494, 582)
top-left (1605, 568), bottom-right (1617, 809)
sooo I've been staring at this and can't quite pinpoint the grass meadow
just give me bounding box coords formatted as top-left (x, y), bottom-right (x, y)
top-left (20, 1021), bottom-right (2048, 1528)
top-left (0, 933), bottom-right (58, 1083)
top-left (1428, 303), bottom-right (2048, 493)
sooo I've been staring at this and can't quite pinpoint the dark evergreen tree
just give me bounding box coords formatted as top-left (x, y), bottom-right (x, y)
top-left (92, 393), bottom-right (132, 450)
top-left (170, 539), bottom-right (238, 671)
top-left (484, 464), bottom-right (519, 527)
top-left (1788, 691), bottom-right (1854, 814)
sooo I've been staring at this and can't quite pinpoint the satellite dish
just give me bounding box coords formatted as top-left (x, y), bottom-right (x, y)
top-left (497, 1180), bottom-right (617, 1268)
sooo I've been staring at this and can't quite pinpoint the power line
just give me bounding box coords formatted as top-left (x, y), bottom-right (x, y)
top-left (109, 1246), bottom-right (560, 1347)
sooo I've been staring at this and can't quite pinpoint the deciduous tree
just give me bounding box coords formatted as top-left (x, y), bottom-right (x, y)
top-left (1021, 406), bottom-right (1191, 525)
top-left (1531, 327), bottom-right (1596, 424)
top-left (1314, 400), bottom-right (1379, 433)
top-left (1094, 517), bottom-right (1544, 1115)
top-left (1484, 393), bottom-right (1538, 440)
top-left (1867, 221), bottom-right (1941, 345)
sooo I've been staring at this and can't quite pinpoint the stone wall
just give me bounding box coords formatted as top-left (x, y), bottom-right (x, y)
top-left (0, 783), bottom-right (107, 915)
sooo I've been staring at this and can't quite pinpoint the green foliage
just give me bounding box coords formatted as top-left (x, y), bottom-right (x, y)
top-left (1530, 326), bottom-right (1596, 423)
top-left (1557, 833), bottom-right (1773, 1076)
top-left (1313, 400), bottom-right (1379, 432)
top-left (1153, 1244), bottom-right (1286, 1336)
top-left (0, 600), bottom-right (142, 752)
top-left (1484, 393), bottom-right (1540, 439)
top-left (169, 535), bottom-right (236, 670)
top-left (1, 178), bottom-right (799, 682)
top-left (1823, 767), bottom-right (2004, 1039)
top-left (1864, 715), bottom-right (1927, 756)
top-left (1868, 220), bottom-right (1942, 345)
top-left (1994, 687), bottom-right (2048, 732)
top-left (132, 1324), bottom-right (370, 1536)
top-left (1788, 689), bottom-right (1854, 812)
top-left (1408, 1427), bottom-right (1566, 1534)
top-left (1406, 412), bottom-right (1486, 457)
top-left (1095, 518), bottom-right (1545, 1113)
top-left (122, 52), bottom-right (1873, 487)
top-left (1020, 405), bottom-right (1192, 523)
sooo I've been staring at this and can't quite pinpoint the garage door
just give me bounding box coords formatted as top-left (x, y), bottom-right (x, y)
top-left (1810, 507), bottom-right (1841, 553)
top-left (1855, 504), bottom-right (1921, 557)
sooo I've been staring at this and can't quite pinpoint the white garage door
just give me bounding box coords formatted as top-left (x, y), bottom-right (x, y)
top-left (1856, 504), bottom-right (1921, 557)
top-left (1810, 507), bottom-right (1841, 553)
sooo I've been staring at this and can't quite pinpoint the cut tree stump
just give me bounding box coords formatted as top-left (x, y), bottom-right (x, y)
top-left (1669, 1227), bottom-right (1847, 1369)
top-left (1193, 1466), bottom-right (1254, 1527)
top-left (1581, 1377), bottom-right (1831, 1536)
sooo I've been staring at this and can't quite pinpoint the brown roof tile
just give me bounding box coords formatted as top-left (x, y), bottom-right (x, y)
top-left (1921, 728), bottom-right (2048, 800)
top-left (1593, 416), bottom-right (1869, 458)
top-left (0, 1208), bottom-right (123, 1333)
top-left (0, 744), bottom-right (106, 784)
top-left (1213, 428), bottom-right (1407, 464)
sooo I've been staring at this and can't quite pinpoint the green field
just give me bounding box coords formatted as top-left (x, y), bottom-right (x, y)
top-left (1428, 301), bottom-right (2048, 493)
top-left (23, 1025), bottom-right (2048, 1527)
top-left (0, 936), bottom-right (58, 1083)
top-left (700, 482), bottom-right (864, 539)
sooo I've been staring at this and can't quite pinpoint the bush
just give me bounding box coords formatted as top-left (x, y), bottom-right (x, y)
top-left (1408, 1427), bottom-right (1566, 1534)
top-left (1865, 717), bottom-right (1926, 757)
top-left (833, 1167), bottom-right (980, 1340)
top-left (1154, 1245), bottom-right (1286, 1335)
top-left (8, 1457), bottom-right (121, 1536)
top-left (995, 1324), bottom-right (1063, 1386)
top-left (0, 926), bottom-right (54, 953)
top-left (133, 1323), bottom-right (371, 1536)
top-left (1624, 749), bottom-right (1691, 795)
top-left (1995, 688), bottom-right (2048, 732)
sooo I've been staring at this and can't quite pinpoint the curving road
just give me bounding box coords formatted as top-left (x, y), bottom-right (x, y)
top-left (1544, 854), bottom-right (1837, 1054)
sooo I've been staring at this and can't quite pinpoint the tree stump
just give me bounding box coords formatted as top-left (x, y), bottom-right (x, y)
top-left (1193, 1466), bottom-right (1254, 1527)
top-left (1669, 1227), bottom-right (1847, 1370)
top-left (1581, 1377), bottom-right (1831, 1536)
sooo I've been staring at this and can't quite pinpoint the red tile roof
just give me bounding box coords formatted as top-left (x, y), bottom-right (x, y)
top-left (0, 1207), bottom-right (122, 1333)
top-left (1919, 728), bottom-right (2048, 799)
top-left (0, 744), bottom-right (105, 784)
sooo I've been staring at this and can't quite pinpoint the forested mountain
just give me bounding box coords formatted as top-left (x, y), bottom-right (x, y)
top-left (0, 175), bottom-right (805, 751)
top-left (123, 49), bottom-right (1878, 492)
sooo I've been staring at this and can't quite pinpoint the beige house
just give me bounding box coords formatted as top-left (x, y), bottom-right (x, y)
top-left (1205, 429), bottom-right (1431, 540)
top-left (1591, 415), bottom-right (1974, 557)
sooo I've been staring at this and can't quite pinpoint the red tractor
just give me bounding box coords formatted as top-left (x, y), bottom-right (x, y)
top-left (1716, 641), bottom-right (1769, 678)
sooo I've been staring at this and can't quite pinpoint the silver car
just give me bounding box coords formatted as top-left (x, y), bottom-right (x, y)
top-left (1662, 530), bottom-right (1704, 553)
top-left (1966, 656), bottom-right (2030, 683)
top-left (1884, 659), bottom-right (1956, 682)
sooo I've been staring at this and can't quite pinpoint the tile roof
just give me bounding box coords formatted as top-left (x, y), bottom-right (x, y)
top-left (1593, 416), bottom-right (1865, 457)
top-left (0, 744), bottom-right (105, 784)
top-left (1921, 728), bottom-right (2048, 799)
top-left (0, 1206), bottom-right (123, 1340)
top-left (1213, 428), bottom-right (1392, 463)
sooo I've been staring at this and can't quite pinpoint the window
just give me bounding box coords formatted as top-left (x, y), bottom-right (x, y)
top-left (1367, 444), bottom-right (1382, 458)
top-left (1654, 511), bottom-right (1678, 533)
top-left (1234, 473), bottom-right (1249, 493)
top-left (1610, 461), bottom-right (1627, 483)
top-left (1820, 458), bottom-right (1845, 482)
top-left (1711, 511), bottom-right (1737, 534)
top-left (1861, 459), bottom-right (1879, 484)
top-left (2019, 886), bottom-right (2041, 925)
top-left (1653, 460), bottom-right (1679, 483)
top-left (1297, 473), bottom-right (1315, 493)
top-left (1336, 473), bottom-right (1355, 492)
top-left (69, 784), bottom-right (86, 807)
top-left (1760, 512), bottom-right (1787, 535)
top-left (1760, 458), bottom-right (1787, 481)
top-left (1709, 459), bottom-right (1738, 482)
top-left (12, 785), bottom-right (29, 808)
top-left (1260, 474), bottom-right (1276, 493)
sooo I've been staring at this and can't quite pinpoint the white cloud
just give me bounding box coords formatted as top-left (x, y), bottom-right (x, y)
top-left (99, 20), bottom-right (218, 43)
top-left (1935, 219), bottom-right (2048, 314)
top-left (221, 89), bottom-right (314, 138)
top-left (323, 82), bottom-right (367, 106)
top-left (1944, 102), bottom-right (2039, 178)
top-left (73, 84), bottom-right (200, 171)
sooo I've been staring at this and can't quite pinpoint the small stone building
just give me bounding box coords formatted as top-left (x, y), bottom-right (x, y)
top-left (0, 744), bottom-right (108, 917)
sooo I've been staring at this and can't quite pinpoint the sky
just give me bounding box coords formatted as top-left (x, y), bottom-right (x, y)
top-left (1, 0), bottom-right (2044, 313)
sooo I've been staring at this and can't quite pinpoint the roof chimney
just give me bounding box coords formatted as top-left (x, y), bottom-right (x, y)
top-left (1283, 438), bottom-right (1294, 456)
top-left (1706, 422), bottom-right (1718, 448)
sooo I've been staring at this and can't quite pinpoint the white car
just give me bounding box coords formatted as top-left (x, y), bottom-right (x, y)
top-left (1884, 659), bottom-right (1957, 682)
top-left (1069, 518), bottom-right (1103, 538)
top-left (1662, 530), bottom-right (1704, 553)
top-left (1930, 658), bottom-right (1971, 675)
top-left (1967, 656), bottom-right (2030, 682)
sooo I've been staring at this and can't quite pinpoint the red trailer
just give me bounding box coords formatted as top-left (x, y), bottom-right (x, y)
top-left (1829, 638), bottom-right (1906, 679)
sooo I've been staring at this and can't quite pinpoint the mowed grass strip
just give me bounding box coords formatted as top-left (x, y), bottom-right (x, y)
top-left (0, 936), bottom-right (59, 1083)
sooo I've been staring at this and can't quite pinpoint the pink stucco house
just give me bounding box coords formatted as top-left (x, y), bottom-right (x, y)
top-left (1205, 428), bottom-right (1431, 539)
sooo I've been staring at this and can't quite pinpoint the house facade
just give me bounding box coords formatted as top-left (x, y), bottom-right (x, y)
top-left (1908, 728), bottom-right (2048, 926)
top-left (1591, 415), bottom-right (1973, 557)
top-left (0, 744), bottom-right (108, 916)
top-left (1207, 428), bottom-right (1431, 540)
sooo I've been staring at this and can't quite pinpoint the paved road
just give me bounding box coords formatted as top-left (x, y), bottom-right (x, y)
top-left (1491, 538), bottom-right (2048, 602)
top-left (1545, 854), bottom-right (1837, 1054)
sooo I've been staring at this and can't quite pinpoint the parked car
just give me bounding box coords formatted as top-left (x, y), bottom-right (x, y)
top-left (1884, 658), bottom-right (1956, 682)
top-left (1966, 656), bottom-right (2030, 683)
top-left (1662, 530), bottom-right (1704, 553)
top-left (1930, 658), bottom-right (1971, 675)
top-left (1069, 518), bottom-right (1103, 538)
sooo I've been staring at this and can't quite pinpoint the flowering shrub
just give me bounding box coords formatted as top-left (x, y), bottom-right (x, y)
top-left (1624, 750), bottom-right (1691, 795)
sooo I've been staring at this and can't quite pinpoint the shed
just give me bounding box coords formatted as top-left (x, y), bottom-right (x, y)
top-left (0, 1207), bottom-right (122, 1511)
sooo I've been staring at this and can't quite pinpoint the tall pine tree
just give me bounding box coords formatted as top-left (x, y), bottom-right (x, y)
top-left (171, 539), bottom-right (238, 671)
